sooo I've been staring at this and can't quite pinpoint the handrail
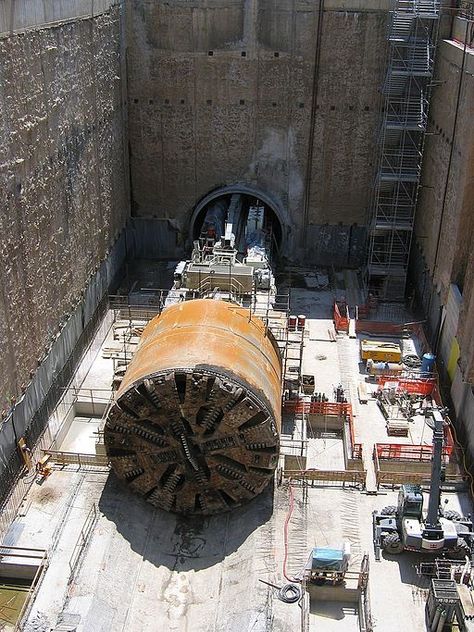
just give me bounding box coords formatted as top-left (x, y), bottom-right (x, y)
top-left (68, 504), bottom-right (98, 580)
top-left (7, 546), bottom-right (48, 631)
top-left (375, 442), bottom-right (454, 461)
top-left (283, 468), bottom-right (367, 488)
top-left (375, 470), bottom-right (465, 489)
top-left (42, 449), bottom-right (109, 468)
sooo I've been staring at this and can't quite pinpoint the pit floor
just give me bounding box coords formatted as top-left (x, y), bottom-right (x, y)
top-left (57, 417), bottom-right (102, 454)
top-left (3, 283), bottom-right (472, 632)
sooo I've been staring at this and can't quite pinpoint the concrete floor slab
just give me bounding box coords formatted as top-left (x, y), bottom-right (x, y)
top-left (309, 601), bottom-right (360, 632)
top-left (58, 417), bottom-right (101, 453)
top-left (306, 436), bottom-right (345, 470)
top-left (5, 286), bottom-right (472, 632)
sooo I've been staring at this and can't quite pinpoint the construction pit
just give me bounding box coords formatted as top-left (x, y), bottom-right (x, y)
top-left (2, 263), bottom-right (474, 632)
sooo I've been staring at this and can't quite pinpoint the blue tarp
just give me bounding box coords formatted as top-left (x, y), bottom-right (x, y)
top-left (311, 548), bottom-right (344, 571)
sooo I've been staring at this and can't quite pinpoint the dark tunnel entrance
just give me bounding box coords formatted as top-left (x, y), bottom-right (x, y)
top-left (191, 189), bottom-right (284, 263)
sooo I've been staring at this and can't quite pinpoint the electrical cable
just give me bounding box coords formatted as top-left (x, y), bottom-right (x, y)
top-left (402, 354), bottom-right (422, 368)
top-left (278, 583), bottom-right (302, 604)
top-left (258, 578), bottom-right (302, 604)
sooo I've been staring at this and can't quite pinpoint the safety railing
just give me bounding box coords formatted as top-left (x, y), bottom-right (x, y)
top-left (68, 503), bottom-right (98, 580)
top-left (42, 449), bottom-right (109, 468)
top-left (0, 545), bottom-right (48, 631)
top-left (67, 387), bottom-right (114, 416)
top-left (196, 276), bottom-right (248, 304)
top-left (375, 375), bottom-right (436, 395)
top-left (108, 294), bottom-right (165, 320)
top-left (374, 442), bottom-right (453, 462)
top-left (282, 468), bottom-right (367, 488)
top-left (374, 469), bottom-right (466, 489)
top-left (390, 40), bottom-right (433, 75)
top-left (372, 443), bottom-right (463, 489)
top-left (282, 399), bottom-right (352, 417)
top-left (283, 399), bottom-right (361, 470)
top-left (384, 95), bottom-right (426, 128)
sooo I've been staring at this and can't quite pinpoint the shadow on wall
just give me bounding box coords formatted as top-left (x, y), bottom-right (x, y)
top-left (125, 218), bottom-right (185, 261)
top-left (98, 473), bottom-right (274, 571)
top-left (306, 224), bottom-right (367, 268)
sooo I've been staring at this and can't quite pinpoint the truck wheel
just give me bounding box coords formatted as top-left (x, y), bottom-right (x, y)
top-left (444, 510), bottom-right (461, 521)
top-left (383, 532), bottom-right (403, 554)
top-left (381, 506), bottom-right (397, 516)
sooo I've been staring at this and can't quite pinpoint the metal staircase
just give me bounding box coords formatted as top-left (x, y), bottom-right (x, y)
top-left (367, 0), bottom-right (440, 301)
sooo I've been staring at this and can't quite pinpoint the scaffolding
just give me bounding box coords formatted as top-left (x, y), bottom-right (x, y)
top-left (367, 0), bottom-right (441, 301)
top-left (458, 0), bottom-right (474, 20)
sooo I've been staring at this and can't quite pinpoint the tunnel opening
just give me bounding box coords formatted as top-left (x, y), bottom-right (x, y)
top-left (191, 189), bottom-right (284, 264)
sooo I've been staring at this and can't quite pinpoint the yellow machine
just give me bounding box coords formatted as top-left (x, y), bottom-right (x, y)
top-left (35, 454), bottom-right (52, 480)
top-left (360, 340), bottom-right (402, 363)
top-left (18, 437), bottom-right (33, 470)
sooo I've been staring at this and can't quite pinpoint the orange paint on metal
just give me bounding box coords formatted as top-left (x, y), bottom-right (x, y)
top-left (117, 299), bottom-right (282, 428)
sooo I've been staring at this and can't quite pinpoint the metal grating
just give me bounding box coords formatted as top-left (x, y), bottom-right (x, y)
top-left (367, 0), bottom-right (441, 301)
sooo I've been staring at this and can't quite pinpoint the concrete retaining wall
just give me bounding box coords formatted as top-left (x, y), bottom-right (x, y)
top-left (0, 4), bottom-right (129, 406)
top-left (307, 414), bottom-right (344, 433)
top-left (413, 36), bottom-right (474, 381)
top-left (0, 0), bottom-right (118, 35)
top-left (126, 0), bottom-right (388, 262)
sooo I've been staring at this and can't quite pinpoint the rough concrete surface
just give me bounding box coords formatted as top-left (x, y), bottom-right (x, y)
top-left (126, 0), bottom-right (388, 260)
top-left (0, 5), bottom-right (129, 407)
top-left (413, 35), bottom-right (474, 376)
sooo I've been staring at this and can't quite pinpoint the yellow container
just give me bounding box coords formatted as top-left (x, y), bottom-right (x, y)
top-left (360, 339), bottom-right (402, 363)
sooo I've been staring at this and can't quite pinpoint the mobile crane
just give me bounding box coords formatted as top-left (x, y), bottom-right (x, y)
top-left (373, 408), bottom-right (474, 560)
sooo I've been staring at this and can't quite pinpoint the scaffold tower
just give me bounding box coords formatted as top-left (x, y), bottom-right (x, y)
top-left (367, 0), bottom-right (441, 301)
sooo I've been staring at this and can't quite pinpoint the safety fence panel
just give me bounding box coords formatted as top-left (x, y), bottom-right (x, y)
top-left (376, 375), bottom-right (436, 396)
top-left (43, 450), bottom-right (109, 468)
top-left (375, 470), bottom-right (466, 489)
top-left (282, 400), bottom-right (352, 416)
top-left (355, 320), bottom-right (404, 336)
top-left (333, 302), bottom-right (349, 333)
top-left (283, 468), bottom-right (366, 488)
top-left (374, 442), bottom-right (453, 462)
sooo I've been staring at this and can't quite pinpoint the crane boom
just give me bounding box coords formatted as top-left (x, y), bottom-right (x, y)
top-left (423, 409), bottom-right (445, 536)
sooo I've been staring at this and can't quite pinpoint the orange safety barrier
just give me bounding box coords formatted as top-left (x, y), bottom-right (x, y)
top-left (355, 319), bottom-right (405, 336)
top-left (445, 425), bottom-right (455, 452)
top-left (376, 376), bottom-right (436, 396)
top-left (333, 301), bottom-right (349, 333)
top-left (282, 399), bottom-right (358, 455)
top-left (352, 443), bottom-right (363, 460)
top-left (375, 441), bottom-right (453, 462)
top-left (282, 399), bottom-right (352, 417)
